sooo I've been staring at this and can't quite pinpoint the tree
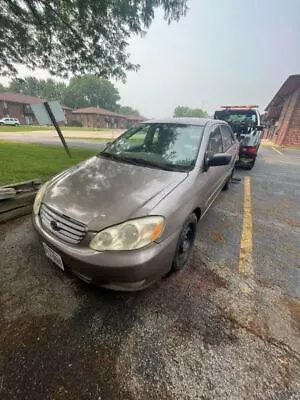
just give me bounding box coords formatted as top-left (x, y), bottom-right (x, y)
top-left (174, 106), bottom-right (208, 118)
top-left (0, 1), bottom-right (188, 79)
top-left (0, 83), bottom-right (7, 92)
top-left (63, 75), bottom-right (120, 111)
top-left (8, 77), bottom-right (66, 101)
top-left (119, 106), bottom-right (140, 116)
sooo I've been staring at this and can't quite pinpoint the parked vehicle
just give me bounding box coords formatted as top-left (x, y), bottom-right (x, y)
top-left (0, 117), bottom-right (21, 126)
top-left (33, 118), bottom-right (239, 291)
top-left (214, 106), bottom-right (263, 169)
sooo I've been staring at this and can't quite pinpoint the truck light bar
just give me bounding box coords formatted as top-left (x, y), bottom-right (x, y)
top-left (221, 105), bottom-right (259, 109)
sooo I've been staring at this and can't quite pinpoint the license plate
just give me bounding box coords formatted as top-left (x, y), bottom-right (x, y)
top-left (240, 157), bottom-right (252, 163)
top-left (43, 243), bottom-right (64, 271)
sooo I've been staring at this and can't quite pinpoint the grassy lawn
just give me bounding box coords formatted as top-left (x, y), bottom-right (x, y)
top-left (0, 125), bottom-right (113, 132)
top-left (0, 142), bottom-right (97, 185)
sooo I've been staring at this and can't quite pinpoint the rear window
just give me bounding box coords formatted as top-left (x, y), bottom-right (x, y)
top-left (214, 110), bottom-right (258, 125)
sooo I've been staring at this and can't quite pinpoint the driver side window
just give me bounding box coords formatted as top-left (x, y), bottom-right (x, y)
top-left (207, 126), bottom-right (223, 158)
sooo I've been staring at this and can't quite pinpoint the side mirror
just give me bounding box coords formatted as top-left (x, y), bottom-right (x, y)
top-left (208, 153), bottom-right (232, 167)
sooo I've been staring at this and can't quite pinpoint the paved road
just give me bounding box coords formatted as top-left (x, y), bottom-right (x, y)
top-left (0, 146), bottom-right (299, 399)
top-left (0, 128), bottom-right (120, 150)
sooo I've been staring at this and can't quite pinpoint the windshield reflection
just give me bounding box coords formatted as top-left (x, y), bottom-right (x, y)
top-left (98, 123), bottom-right (204, 172)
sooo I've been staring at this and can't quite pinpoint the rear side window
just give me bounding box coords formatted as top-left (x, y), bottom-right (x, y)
top-left (207, 126), bottom-right (223, 156)
top-left (220, 125), bottom-right (235, 150)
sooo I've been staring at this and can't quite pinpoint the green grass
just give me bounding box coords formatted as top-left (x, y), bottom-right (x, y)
top-left (0, 125), bottom-right (113, 132)
top-left (0, 142), bottom-right (97, 185)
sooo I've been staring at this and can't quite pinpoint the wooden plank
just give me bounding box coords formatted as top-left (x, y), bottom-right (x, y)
top-left (0, 204), bottom-right (33, 224)
top-left (0, 180), bottom-right (41, 223)
top-left (2, 179), bottom-right (41, 192)
top-left (0, 188), bottom-right (16, 200)
top-left (0, 192), bottom-right (37, 214)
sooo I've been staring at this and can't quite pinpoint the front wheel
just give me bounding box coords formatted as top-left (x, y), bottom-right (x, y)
top-left (172, 213), bottom-right (197, 272)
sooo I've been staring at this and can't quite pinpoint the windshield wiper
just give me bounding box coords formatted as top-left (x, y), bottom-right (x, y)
top-left (99, 152), bottom-right (144, 166)
top-left (127, 158), bottom-right (179, 171)
top-left (99, 152), bottom-right (188, 172)
top-left (128, 158), bottom-right (189, 172)
top-left (99, 151), bottom-right (117, 159)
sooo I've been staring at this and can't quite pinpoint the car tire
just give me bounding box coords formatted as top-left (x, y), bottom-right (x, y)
top-left (172, 213), bottom-right (197, 272)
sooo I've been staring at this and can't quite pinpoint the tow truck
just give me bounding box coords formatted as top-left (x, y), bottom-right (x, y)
top-left (214, 105), bottom-right (263, 169)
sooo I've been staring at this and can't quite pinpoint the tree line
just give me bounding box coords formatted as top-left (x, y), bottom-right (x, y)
top-left (0, 75), bottom-right (140, 116)
top-left (173, 106), bottom-right (208, 118)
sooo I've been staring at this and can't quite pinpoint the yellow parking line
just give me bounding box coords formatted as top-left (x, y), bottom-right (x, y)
top-left (238, 176), bottom-right (253, 278)
top-left (271, 146), bottom-right (283, 155)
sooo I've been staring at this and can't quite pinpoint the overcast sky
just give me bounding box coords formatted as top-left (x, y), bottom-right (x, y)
top-left (1, 0), bottom-right (300, 117)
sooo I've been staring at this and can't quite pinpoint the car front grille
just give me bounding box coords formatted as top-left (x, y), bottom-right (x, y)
top-left (40, 204), bottom-right (87, 244)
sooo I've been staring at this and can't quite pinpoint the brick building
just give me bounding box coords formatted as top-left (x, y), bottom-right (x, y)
top-left (72, 107), bottom-right (128, 128)
top-left (264, 75), bottom-right (300, 146)
top-left (0, 92), bottom-right (44, 124)
top-left (125, 114), bottom-right (147, 128)
top-left (0, 92), bottom-right (73, 125)
top-left (61, 105), bottom-right (73, 125)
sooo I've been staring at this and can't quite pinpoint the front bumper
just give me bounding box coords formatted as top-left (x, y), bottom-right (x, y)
top-left (33, 215), bottom-right (178, 290)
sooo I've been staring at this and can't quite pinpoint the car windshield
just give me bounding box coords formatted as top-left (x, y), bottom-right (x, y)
top-left (99, 123), bottom-right (204, 172)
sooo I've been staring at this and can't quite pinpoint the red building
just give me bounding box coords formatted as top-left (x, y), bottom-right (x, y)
top-left (72, 107), bottom-right (128, 128)
top-left (265, 75), bottom-right (300, 147)
top-left (0, 92), bottom-right (44, 124)
top-left (61, 105), bottom-right (73, 125)
top-left (125, 114), bottom-right (147, 128)
top-left (0, 92), bottom-right (73, 125)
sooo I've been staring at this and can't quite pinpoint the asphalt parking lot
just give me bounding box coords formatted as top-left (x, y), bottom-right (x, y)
top-left (0, 146), bottom-right (299, 400)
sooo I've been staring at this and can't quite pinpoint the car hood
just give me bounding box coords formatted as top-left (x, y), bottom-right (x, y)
top-left (43, 156), bottom-right (188, 231)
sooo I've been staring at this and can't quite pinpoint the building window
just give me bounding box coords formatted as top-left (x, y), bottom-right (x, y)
top-left (24, 104), bottom-right (32, 114)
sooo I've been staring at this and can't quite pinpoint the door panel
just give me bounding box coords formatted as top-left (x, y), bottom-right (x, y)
top-left (202, 125), bottom-right (225, 210)
top-left (220, 124), bottom-right (238, 175)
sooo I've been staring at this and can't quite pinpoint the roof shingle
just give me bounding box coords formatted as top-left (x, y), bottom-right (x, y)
top-left (0, 92), bottom-right (45, 104)
top-left (265, 75), bottom-right (300, 111)
top-left (72, 107), bottom-right (123, 117)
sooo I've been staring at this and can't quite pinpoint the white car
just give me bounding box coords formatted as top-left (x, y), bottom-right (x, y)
top-left (0, 117), bottom-right (21, 126)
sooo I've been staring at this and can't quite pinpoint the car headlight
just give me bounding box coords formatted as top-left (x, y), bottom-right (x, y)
top-left (33, 182), bottom-right (49, 215)
top-left (89, 216), bottom-right (165, 251)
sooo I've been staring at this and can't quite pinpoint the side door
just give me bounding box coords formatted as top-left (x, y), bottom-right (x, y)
top-left (202, 124), bottom-right (225, 209)
top-left (220, 124), bottom-right (238, 176)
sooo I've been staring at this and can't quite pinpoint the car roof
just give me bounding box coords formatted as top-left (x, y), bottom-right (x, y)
top-left (143, 117), bottom-right (211, 126)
